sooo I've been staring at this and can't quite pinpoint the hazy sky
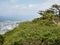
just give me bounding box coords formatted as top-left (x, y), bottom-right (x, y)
top-left (0, 0), bottom-right (60, 18)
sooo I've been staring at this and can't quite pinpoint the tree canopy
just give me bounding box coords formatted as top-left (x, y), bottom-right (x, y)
top-left (38, 4), bottom-right (60, 24)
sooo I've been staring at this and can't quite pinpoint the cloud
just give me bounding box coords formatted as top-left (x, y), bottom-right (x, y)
top-left (0, 0), bottom-right (60, 17)
top-left (9, 0), bottom-right (17, 3)
top-left (34, 0), bottom-right (60, 10)
top-left (28, 4), bottom-right (36, 8)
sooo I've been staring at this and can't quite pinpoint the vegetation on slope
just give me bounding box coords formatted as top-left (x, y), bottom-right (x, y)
top-left (3, 21), bottom-right (60, 45)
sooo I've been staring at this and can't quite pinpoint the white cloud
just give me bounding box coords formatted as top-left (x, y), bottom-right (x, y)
top-left (9, 0), bottom-right (17, 3)
top-left (34, 0), bottom-right (60, 10)
top-left (28, 4), bottom-right (35, 8)
top-left (0, 0), bottom-right (60, 17)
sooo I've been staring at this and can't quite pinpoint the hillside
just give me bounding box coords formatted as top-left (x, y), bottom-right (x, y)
top-left (1, 18), bottom-right (60, 45)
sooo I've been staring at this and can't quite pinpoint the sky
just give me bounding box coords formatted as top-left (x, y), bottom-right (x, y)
top-left (0, 0), bottom-right (60, 20)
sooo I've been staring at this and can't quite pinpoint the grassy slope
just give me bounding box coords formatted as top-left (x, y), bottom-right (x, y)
top-left (3, 19), bottom-right (60, 45)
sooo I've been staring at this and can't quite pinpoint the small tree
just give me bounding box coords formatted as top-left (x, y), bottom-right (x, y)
top-left (38, 4), bottom-right (60, 25)
top-left (38, 10), bottom-right (54, 21)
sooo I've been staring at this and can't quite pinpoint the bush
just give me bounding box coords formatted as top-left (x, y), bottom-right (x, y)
top-left (0, 35), bottom-right (4, 45)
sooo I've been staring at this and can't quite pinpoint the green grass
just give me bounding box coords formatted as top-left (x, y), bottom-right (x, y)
top-left (0, 18), bottom-right (58, 45)
top-left (1, 19), bottom-right (60, 45)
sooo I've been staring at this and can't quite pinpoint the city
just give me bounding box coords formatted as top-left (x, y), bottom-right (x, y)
top-left (0, 21), bottom-right (20, 34)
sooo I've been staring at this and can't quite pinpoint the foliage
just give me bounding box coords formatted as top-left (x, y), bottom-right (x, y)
top-left (0, 35), bottom-right (4, 45)
top-left (38, 4), bottom-right (60, 25)
top-left (2, 20), bottom-right (60, 45)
